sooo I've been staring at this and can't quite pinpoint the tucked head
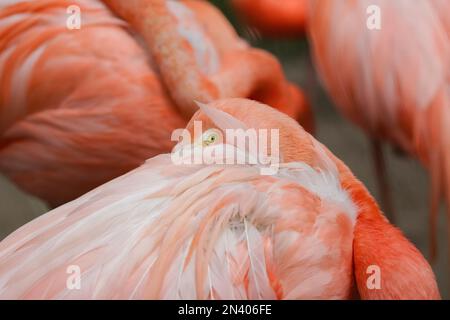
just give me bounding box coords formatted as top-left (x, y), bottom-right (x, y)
top-left (184, 98), bottom-right (319, 166)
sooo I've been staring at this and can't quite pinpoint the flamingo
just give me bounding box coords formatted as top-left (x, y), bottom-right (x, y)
top-left (0, 0), bottom-right (312, 207)
top-left (307, 0), bottom-right (450, 261)
top-left (0, 99), bottom-right (439, 299)
top-left (229, 0), bottom-right (394, 221)
top-left (230, 0), bottom-right (308, 37)
top-left (232, 0), bottom-right (449, 258)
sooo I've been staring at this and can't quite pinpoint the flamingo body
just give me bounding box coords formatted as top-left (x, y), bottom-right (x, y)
top-left (0, 0), bottom-right (312, 206)
top-left (308, 0), bottom-right (450, 257)
top-left (0, 99), bottom-right (439, 299)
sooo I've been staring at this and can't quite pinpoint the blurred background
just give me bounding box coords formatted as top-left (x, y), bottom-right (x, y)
top-left (0, 0), bottom-right (448, 298)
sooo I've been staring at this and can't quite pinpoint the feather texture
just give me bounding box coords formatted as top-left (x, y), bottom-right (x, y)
top-left (0, 0), bottom-right (311, 206)
top-left (0, 98), bottom-right (439, 299)
top-left (308, 0), bottom-right (450, 261)
top-left (0, 144), bottom-right (357, 299)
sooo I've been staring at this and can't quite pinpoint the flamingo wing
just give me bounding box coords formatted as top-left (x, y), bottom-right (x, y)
top-left (0, 0), bottom-right (185, 205)
top-left (308, 0), bottom-right (448, 152)
top-left (0, 149), bottom-right (357, 299)
top-left (0, 0), bottom-right (312, 206)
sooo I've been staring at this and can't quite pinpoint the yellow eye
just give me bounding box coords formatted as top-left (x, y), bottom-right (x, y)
top-left (203, 131), bottom-right (219, 146)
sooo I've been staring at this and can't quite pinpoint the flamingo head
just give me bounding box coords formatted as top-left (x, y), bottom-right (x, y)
top-left (181, 98), bottom-right (321, 168)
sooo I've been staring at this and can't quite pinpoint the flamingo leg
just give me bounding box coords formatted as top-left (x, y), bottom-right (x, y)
top-left (428, 151), bottom-right (442, 263)
top-left (371, 139), bottom-right (396, 224)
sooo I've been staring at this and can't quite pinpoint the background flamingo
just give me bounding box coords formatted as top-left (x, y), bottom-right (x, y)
top-left (227, 0), bottom-right (449, 295)
top-left (307, 0), bottom-right (450, 262)
top-left (0, 99), bottom-right (439, 299)
top-left (0, 0), bottom-right (312, 208)
top-left (230, 0), bottom-right (395, 219)
top-left (230, 0), bottom-right (450, 256)
top-left (231, 0), bottom-right (308, 37)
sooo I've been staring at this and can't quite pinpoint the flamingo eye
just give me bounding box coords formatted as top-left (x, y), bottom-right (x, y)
top-left (202, 130), bottom-right (220, 146)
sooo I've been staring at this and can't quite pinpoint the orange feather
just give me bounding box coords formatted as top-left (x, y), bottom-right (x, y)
top-left (0, 0), bottom-right (312, 206)
top-left (307, 0), bottom-right (450, 262)
top-left (0, 98), bottom-right (439, 299)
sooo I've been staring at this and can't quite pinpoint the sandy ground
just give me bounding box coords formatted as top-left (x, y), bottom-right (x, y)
top-left (0, 37), bottom-right (448, 299)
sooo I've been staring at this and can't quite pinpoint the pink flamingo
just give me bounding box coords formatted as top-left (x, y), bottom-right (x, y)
top-left (0, 99), bottom-right (439, 299)
top-left (0, 0), bottom-right (312, 206)
top-left (307, 0), bottom-right (450, 260)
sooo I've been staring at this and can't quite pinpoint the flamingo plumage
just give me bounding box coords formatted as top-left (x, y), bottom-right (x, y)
top-left (231, 0), bottom-right (308, 37)
top-left (0, 0), bottom-right (312, 207)
top-left (307, 0), bottom-right (450, 261)
top-left (0, 99), bottom-right (439, 299)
